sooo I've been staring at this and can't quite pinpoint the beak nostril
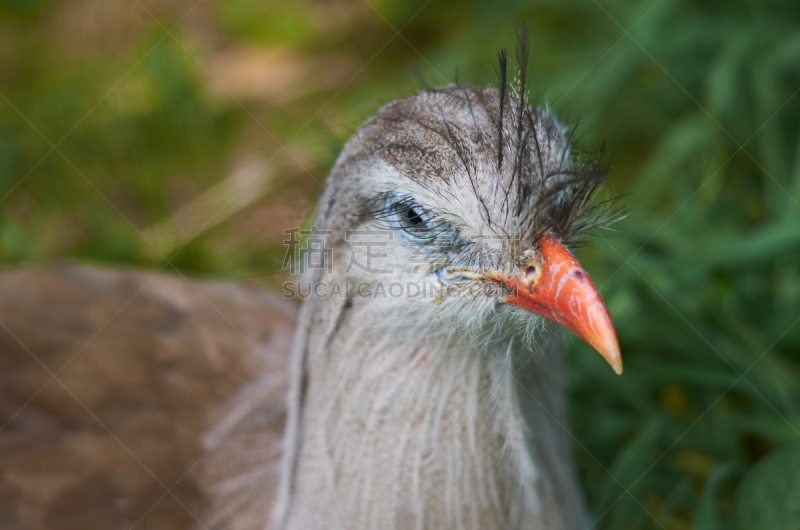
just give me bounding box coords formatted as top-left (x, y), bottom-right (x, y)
top-left (524, 265), bottom-right (539, 284)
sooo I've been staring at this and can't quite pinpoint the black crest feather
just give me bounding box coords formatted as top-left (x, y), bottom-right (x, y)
top-left (496, 49), bottom-right (508, 171)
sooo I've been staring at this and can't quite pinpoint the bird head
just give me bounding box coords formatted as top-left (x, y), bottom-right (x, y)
top-left (313, 80), bottom-right (621, 374)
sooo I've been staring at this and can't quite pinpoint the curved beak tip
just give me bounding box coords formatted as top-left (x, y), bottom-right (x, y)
top-left (589, 322), bottom-right (623, 375)
top-left (583, 326), bottom-right (623, 375)
top-left (606, 346), bottom-right (624, 375)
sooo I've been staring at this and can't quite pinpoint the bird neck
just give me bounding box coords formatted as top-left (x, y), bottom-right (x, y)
top-left (275, 299), bottom-right (587, 530)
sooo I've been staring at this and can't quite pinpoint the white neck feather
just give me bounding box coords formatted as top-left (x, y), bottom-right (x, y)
top-left (274, 301), bottom-right (588, 530)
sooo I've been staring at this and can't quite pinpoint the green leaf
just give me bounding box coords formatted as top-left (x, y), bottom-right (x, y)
top-left (735, 443), bottom-right (800, 530)
top-left (694, 462), bottom-right (738, 530)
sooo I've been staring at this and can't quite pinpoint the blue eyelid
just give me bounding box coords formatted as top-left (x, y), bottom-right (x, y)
top-left (386, 197), bottom-right (434, 246)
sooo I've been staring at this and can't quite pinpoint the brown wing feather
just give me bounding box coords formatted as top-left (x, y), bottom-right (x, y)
top-left (0, 266), bottom-right (295, 530)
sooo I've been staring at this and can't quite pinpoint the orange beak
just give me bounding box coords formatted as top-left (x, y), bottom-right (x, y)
top-left (496, 234), bottom-right (622, 374)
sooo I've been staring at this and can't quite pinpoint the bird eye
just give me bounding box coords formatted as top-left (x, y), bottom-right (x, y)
top-left (386, 198), bottom-right (434, 246)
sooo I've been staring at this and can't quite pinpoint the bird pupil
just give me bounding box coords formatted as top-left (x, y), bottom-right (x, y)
top-left (406, 207), bottom-right (423, 226)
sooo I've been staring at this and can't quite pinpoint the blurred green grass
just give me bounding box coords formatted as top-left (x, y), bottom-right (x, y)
top-left (2, 0), bottom-right (800, 528)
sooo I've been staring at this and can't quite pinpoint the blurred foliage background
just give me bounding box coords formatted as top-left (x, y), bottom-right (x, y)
top-left (2, 0), bottom-right (800, 528)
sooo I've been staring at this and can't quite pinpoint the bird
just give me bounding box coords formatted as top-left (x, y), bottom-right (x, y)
top-left (0, 34), bottom-right (621, 530)
top-left (269, 37), bottom-right (620, 529)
